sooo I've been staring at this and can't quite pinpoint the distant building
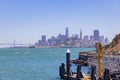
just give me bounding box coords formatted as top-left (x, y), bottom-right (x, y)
top-left (41, 35), bottom-right (47, 46)
top-left (46, 36), bottom-right (56, 46)
top-left (99, 36), bottom-right (104, 44)
top-left (80, 29), bottom-right (82, 40)
top-left (90, 35), bottom-right (94, 42)
top-left (84, 35), bottom-right (89, 42)
top-left (65, 27), bottom-right (69, 38)
top-left (51, 36), bottom-right (56, 43)
top-left (41, 35), bottom-right (46, 42)
top-left (47, 39), bottom-right (52, 46)
top-left (57, 34), bottom-right (66, 43)
top-left (72, 34), bottom-right (79, 40)
top-left (105, 37), bottom-right (109, 44)
top-left (94, 30), bottom-right (99, 42)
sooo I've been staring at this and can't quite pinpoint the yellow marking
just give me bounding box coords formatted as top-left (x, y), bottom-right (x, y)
top-left (96, 43), bottom-right (103, 78)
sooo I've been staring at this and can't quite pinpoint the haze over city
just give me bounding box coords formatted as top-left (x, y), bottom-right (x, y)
top-left (0, 0), bottom-right (120, 45)
top-left (33, 28), bottom-right (108, 48)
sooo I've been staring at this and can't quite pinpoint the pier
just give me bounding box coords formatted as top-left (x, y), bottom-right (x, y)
top-left (59, 49), bottom-right (91, 80)
top-left (59, 43), bottom-right (120, 80)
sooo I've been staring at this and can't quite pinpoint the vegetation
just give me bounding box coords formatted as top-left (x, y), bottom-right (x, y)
top-left (103, 33), bottom-right (120, 54)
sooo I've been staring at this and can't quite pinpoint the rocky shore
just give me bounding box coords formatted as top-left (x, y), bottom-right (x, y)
top-left (103, 33), bottom-right (120, 54)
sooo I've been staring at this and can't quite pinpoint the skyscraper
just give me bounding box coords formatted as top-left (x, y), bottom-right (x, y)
top-left (94, 30), bottom-right (99, 42)
top-left (65, 27), bottom-right (69, 38)
top-left (80, 29), bottom-right (82, 40)
top-left (90, 35), bottom-right (94, 42)
top-left (41, 35), bottom-right (46, 42)
top-left (84, 35), bottom-right (89, 42)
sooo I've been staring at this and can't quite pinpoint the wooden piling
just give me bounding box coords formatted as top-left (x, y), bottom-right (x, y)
top-left (103, 68), bottom-right (111, 80)
top-left (91, 66), bottom-right (97, 80)
top-left (59, 63), bottom-right (65, 79)
top-left (76, 65), bottom-right (83, 80)
top-left (66, 50), bottom-right (70, 80)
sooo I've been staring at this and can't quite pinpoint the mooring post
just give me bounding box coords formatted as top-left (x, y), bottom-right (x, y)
top-left (91, 66), bottom-right (97, 80)
top-left (59, 63), bottom-right (65, 79)
top-left (66, 49), bottom-right (71, 80)
top-left (77, 65), bottom-right (83, 80)
top-left (103, 68), bottom-right (111, 80)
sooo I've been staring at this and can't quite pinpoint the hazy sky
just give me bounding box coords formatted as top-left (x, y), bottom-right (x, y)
top-left (0, 0), bottom-right (120, 44)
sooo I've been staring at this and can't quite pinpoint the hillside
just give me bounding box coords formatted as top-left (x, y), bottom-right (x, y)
top-left (103, 33), bottom-right (120, 54)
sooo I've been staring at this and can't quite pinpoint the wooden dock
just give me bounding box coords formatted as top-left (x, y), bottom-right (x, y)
top-left (59, 49), bottom-right (120, 80)
top-left (59, 50), bottom-right (93, 80)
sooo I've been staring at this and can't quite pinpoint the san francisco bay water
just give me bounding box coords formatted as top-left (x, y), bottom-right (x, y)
top-left (0, 48), bottom-right (95, 80)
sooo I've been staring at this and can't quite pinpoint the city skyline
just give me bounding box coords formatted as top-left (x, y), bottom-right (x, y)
top-left (38, 28), bottom-right (108, 42)
top-left (0, 0), bottom-right (120, 45)
top-left (34, 27), bottom-right (108, 48)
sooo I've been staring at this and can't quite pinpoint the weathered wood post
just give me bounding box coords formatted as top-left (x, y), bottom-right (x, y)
top-left (59, 63), bottom-right (65, 79)
top-left (103, 68), bottom-right (111, 80)
top-left (76, 65), bottom-right (83, 80)
top-left (91, 65), bottom-right (97, 80)
top-left (66, 49), bottom-right (71, 80)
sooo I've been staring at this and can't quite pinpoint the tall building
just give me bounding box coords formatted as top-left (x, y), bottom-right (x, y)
top-left (90, 35), bottom-right (94, 42)
top-left (94, 30), bottom-right (99, 42)
top-left (57, 34), bottom-right (66, 42)
top-left (41, 35), bottom-right (46, 42)
top-left (80, 29), bottom-right (82, 40)
top-left (65, 27), bottom-right (69, 38)
top-left (84, 35), bottom-right (89, 42)
top-left (72, 34), bottom-right (79, 40)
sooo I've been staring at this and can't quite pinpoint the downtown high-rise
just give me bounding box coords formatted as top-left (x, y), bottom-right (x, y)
top-left (65, 27), bottom-right (69, 38)
top-left (80, 29), bottom-right (82, 40)
top-left (94, 30), bottom-right (99, 42)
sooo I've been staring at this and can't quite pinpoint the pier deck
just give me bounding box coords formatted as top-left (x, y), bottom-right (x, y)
top-left (59, 51), bottom-right (120, 80)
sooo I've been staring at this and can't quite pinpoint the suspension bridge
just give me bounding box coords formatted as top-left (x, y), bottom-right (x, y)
top-left (0, 40), bottom-right (34, 48)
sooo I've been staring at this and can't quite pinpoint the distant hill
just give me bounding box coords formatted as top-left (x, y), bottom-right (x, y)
top-left (103, 33), bottom-right (120, 54)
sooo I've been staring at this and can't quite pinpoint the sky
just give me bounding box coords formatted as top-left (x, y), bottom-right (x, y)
top-left (0, 0), bottom-right (120, 45)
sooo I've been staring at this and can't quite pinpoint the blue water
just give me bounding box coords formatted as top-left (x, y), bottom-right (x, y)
top-left (0, 48), bottom-right (95, 80)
